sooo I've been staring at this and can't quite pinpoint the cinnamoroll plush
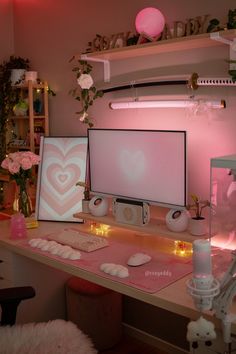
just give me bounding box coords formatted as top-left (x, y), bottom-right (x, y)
top-left (186, 316), bottom-right (216, 349)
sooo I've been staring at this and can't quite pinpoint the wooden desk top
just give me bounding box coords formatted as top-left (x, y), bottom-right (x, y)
top-left (0, 219), bottom-right (235, 331)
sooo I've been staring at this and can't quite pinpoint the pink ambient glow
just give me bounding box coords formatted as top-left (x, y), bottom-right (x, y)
top-left (211, 231), bottom-right (236, 250)
top-left (135, 7), bottom-right (165, 38)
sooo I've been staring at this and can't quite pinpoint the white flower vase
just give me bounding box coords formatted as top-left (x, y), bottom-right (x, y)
top-left (10, 69), bottom-right (25, 85)
top-left (189, 217), bottom-right (207, 236)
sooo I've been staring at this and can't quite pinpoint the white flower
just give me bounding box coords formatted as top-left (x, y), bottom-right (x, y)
top-left (79, 111), bottom-right (88, 122)
top-left (77, 74), bottom-right (93, 89)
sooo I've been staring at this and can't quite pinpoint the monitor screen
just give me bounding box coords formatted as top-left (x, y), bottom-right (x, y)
top-left (88, 129), bottom-right (187, 208)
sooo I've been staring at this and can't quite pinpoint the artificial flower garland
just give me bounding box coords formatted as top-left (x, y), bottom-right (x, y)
top-left (70, 60), bottom-right (103, 128)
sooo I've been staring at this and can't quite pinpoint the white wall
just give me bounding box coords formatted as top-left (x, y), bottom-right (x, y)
top-left (11, 0), bottom-right (236, 199)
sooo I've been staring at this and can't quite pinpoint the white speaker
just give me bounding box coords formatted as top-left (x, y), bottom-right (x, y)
top-left (89, 196), bottom-right (109, 217)
top-left (165, 209), bottom-right (189, 232)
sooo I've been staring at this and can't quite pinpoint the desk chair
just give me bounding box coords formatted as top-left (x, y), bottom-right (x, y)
top-left (0, 286), bottom-right (97, 354)
top-left (0, 286), bottom-right (35, 326)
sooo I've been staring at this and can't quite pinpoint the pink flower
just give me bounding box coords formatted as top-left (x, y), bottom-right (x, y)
top-left (21, 151), bottom-right (40, 165)
top-left (21, 157), bottom-right (33, 170)
top-left (8, 161), bottom-right (20, 174)
top-left (80, 111), bottom-right (88, 122)
top-left (77, 74), bottom-right (93, 89)
top-left (1, 151), bottom-right (40, 176)
top-left (1, 158), bottom-right (10, 169)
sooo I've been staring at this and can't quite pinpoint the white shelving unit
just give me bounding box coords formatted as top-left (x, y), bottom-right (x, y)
top-left (9, 81), bottom-right (49, 153)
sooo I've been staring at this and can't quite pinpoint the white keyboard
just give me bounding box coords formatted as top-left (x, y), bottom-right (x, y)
top-left (48, 229), bottom-right (109, 252)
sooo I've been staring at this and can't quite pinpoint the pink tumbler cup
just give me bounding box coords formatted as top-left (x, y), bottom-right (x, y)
top-left (10, 213), bottom-right (27, 239)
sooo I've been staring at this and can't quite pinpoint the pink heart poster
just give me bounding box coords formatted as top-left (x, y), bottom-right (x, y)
top-left (36, 137), bottom-right (88, 222)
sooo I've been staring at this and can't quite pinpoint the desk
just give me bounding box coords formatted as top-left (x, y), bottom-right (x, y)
top-left (0, 219), bottom-right (236, 350)
top-left (0, 220), bottom-right (236, 354)
top-left (0, 221), bottom-right (210, 318)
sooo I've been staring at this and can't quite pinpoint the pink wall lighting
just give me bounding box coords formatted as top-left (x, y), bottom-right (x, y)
top-left (135, 7), bottom-right (165, 38)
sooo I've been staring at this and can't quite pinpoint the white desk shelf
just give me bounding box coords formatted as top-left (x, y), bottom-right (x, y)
top-left (77, 29), bottom-right (236, 82)
top-left (81, 29), bottom-right (236, 61)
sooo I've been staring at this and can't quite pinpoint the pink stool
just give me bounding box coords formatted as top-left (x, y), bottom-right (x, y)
top-left (66, 277), bottom-right (122, 351)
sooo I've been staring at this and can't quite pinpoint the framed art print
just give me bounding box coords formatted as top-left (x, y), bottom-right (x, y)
top-left (36, 136), bottom-right (88, 222)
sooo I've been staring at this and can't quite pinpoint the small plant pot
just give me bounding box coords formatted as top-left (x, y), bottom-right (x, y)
top-left (10, 69), bottom-right (25, 85)
top-left (189, 217), bottom-right (207, 236)
top-left (25, 71), bottom-right (38, 83)
top-left (82, 199), bottom-right (90, 213)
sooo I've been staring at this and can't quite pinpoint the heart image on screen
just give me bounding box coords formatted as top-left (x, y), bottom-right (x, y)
top-left (119, 149), bottom-right (145, 181)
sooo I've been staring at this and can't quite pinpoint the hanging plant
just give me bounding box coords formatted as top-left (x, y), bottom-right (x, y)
top-left (70, 60), bottom-right (103, 128)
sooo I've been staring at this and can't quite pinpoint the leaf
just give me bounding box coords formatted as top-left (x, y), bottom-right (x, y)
top-left (191, 194), bottom-right (199, 203)
top-left (76, 181), bottom-right (86, 187)
top-left (97, 90), bottom-right (104, 97)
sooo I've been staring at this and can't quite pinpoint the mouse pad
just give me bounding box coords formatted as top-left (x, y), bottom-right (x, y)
top-left (16, 232), bottom-right (193, 294)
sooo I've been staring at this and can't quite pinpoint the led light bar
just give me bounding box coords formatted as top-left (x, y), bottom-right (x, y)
top-left (109, 99), bottom-right (226, 110)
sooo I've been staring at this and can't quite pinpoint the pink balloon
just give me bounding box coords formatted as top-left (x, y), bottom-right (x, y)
top-left (135, 7), bottom-right (165, 38)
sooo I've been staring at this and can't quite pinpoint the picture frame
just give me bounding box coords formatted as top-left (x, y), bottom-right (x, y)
top-left (35, 136), bottom-right (88, 222)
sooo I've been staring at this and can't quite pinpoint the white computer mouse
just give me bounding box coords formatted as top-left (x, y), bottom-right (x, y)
top-left (127, 253), bottom-right (152, 267)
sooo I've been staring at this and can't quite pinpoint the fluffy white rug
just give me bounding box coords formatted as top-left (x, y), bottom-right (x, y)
top-left (0, 319), bottom-right (97, 354)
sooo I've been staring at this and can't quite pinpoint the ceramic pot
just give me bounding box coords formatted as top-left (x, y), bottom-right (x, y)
top-left (189, 217), bottom-right (207, 236)
top-left (82, 199), bottom-right (90, 213)
top-left (25, 71), bottom-right (38, 83)
top-left (10, 69), bottom-right (25, 85)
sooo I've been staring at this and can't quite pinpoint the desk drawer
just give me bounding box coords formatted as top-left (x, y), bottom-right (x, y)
top-left (0, 248), bottom-right (13, 263)
top-left (0, 278), bottom-right (13, 289)
top-left (0, 261), bottom-right (13, 280)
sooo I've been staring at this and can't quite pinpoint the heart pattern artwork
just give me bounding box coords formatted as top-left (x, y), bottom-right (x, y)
top-left (37, 137), bottom-right (88, 221)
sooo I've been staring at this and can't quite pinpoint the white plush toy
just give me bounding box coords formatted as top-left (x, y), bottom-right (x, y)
top-left (186, 316), bottom-right (217, 349)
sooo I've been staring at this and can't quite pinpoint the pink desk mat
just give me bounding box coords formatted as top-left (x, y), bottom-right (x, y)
top-left (17, 236), bottom-right (193, 294)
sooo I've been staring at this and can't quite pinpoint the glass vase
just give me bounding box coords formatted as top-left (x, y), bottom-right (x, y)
top-left (13, 181), bottom-right (32, 217)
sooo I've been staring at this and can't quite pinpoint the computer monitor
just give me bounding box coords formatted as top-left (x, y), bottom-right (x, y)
top-left (88, 129), bottom-right (187, 209)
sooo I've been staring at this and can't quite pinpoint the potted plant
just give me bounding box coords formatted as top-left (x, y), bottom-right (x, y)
top-left (76, 180), bottom-right (91, 213)
top-left (187, 194), bottom-right (210, 236)
top-left (7, 55), bottom-right (30, 85)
